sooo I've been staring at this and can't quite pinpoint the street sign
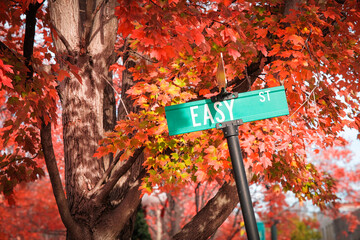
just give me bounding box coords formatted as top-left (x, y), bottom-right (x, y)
top-left (165, 86), bottom-right (289, 136)
top-left (257, 222), bottom-right (265, 240)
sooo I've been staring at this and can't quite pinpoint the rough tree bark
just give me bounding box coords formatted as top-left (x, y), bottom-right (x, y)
top-left (47, 0), bottom-right (143, 238)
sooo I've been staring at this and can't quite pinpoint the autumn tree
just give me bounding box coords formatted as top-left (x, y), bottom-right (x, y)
top-left (288, 217), bottom-right (322, 240)
top-left (1, 0), bottom-right (360, 239)
top-left (0, 178), bottom-right (65, 239)
top-left (143, 182), bottom-right (221, 239)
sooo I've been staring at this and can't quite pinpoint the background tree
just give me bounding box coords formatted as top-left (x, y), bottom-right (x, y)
top-left (143, 182), bottom-right (221, 239)
top-left (1, 0), bottom-right (360, 239)
top-left (0, 178), bottom-right (65, 239)
top-left (131, 204), bottom-right (152, 240)
top-left (288, 217), bottom-right (322, 240)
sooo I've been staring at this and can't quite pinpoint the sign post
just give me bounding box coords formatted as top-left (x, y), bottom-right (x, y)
top-left (165, 86), bottom-right (289, 240)
top-left (217, 119), bottom-right (260, 240)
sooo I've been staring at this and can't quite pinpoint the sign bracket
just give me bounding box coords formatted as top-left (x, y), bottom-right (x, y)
top-left (217, 118), bottom-right (260, 240)
top-left (211, 91), bottom-right (238, 103)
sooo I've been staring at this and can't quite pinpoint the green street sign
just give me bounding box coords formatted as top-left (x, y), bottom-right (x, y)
top-left (257, 222), bottom-right (265, 240)
top-left (165, 86), bottom-right (289, 136)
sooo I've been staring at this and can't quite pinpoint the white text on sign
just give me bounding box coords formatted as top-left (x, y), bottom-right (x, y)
top-left (190, 99), bottom-right (234, 127)
top-left (259, 90), bottom-right (271, 102)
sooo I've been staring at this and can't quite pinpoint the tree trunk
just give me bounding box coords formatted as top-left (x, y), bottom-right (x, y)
top-left (48, 0), bottom-right (140, 238)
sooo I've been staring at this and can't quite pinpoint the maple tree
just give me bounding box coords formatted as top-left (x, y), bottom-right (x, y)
top-left (142, 178), bottom-right (331, 240)
top-left (143, 182), bottom-right (221, 239)
top-left (0, 178), bottom-right (65, 239)
top-left (0, 95), bottom-right (65, 238)
top-left (275, 215), bottom-right (322, 240)
top-left (1, 0), bottom-right (360, 239)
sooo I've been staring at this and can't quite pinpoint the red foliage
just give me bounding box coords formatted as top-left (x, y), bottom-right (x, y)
top-left (1, 0), bottom-right (360, 238)
top-left (0, 177), bottom-right (65, 239)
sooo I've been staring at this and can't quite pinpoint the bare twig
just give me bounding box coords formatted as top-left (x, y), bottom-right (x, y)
top-left (301, 29), bottom-right (312, 53)
top-left (245, 66), bottom-right (251, 91)
top-left (97, 72), bottom-right (131, 119)
top-left (129, 50), bottom-right (159, 63)
top-left (280, 74), bottom-right (320, 126)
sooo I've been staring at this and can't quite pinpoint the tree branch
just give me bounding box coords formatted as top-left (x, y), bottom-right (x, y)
top-left (93, 147), bottom-right (144, 203)
top-left (92, 0), bottom-right (107, 19)
top-left (0, 153), bottom-right (38, 170)
top-left (229, 55), bottom-right (274, 93)
top-left (40, 121), bottom-right (82, 239)
top-left (23, 3), bottom-right (82, 238)
top-left (93, 168), bottom-right (145, 239)
top-left (88, 150), bottom-right (124, 197)
top-left (0, 41), bottom-right (28, 70)
top-left (172, 181), bottom-right (240, 240)
top-left (195, 183), bottom-right (200, 213)
top-left (23, 1), bottom-right (42, 74)
top-left (49, 20), bottom-right (73, 55)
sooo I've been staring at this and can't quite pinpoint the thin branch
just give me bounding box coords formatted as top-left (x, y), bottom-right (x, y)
top-left (88, 150), bottom-right (124, 197)
top-left (245, 67), bottom-right (251, 91)
top-left (94, 147), bottom-right (144, 203)
top-left (301, 29), bottom-right (312, 53)
top-left (49, 20), bottom-right (73, 55)
top-left (95, 168), bottom-right (145, 237)
top-left (0, 41), bottom-right (28, 70)
top-left (195, 183), bottom-right (200, 213)
top-left (129, 50), bottom-right (159, 63)
top-left (231, 206), bottom-right (241, 228)
top-left (92, 0), bottom-right (107, 19)
top-left (97, 72), bottom-right (131, 119)
top-left (280, 80), bottom-right (319, 126)
top-left (40, 121), bottom-right (82, 239)
top-left (147, 222), bottom-right (157, 237)
top-left (149, 0), bottom-right (162, 9)
top-left (0, 153), bottom-right (39, 170)
top-left (227, 228), bottom-right (241, 240)
top-left (211, 19), bottom-right (231, 28)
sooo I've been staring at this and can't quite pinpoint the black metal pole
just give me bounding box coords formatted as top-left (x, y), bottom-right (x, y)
top-left (217, 120), bottom-right (260, 240)
top-left (271, 221), bottom-right (278, 240)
